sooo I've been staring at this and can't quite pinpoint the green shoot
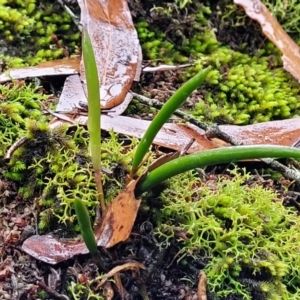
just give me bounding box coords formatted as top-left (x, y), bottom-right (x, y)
top-left (82, 27), bottom-right (105, 212)
top-left (74, 198), bottom-right (98, 256)
top-left (131, 67), bottom-right (211, 177)
top-left (135, 145), bottom-right (300, 195)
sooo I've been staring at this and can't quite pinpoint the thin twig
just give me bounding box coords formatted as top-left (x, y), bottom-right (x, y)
top-left (205, 124), bottom-right (244, 146)
top-left (132, 92), bottom-right (300, 185)
top-left (3, 136), bottom-right (27, 161)
top-left (37, 281), bottom-right (69, 300)
top-left (131, 92), bottom-right (208, 130)
top-left (56, 0), bottom-right (80, 28)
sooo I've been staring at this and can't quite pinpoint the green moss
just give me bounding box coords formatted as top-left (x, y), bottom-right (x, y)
top-left (134, 1), bottom-right (300, 125)
top-left (0, 81), bottom-right (49, 157)
top-left (262, 0), bottom-right (300, 34)
top-left (68, 281), bottom-right (104, 300)
top-left (2, 112), bottom-right (141, 231)
top-left (0, 0), bottom-right (80, 67)
top-left (156, 168), bottom-right (300, 299)
top-left (191, 46), bottom-right (300, 124)
top-left (135, 2), bottom-right (214, 64)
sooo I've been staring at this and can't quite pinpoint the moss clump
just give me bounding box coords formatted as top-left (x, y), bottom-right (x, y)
top-left (0, 81), bottom-right (49, 157)
top-left (156, 168), bottom-right (300, 299)
top-left (191, 45), bottom-right (300, 124)
top-left (135, 2), bottom-right (215, 64)
top-left (3, 113), bottom-right (141, 232)
top-left (0, 0), bottom-right (80, 67)
top-left (133, 1), bottom-right (300, 125)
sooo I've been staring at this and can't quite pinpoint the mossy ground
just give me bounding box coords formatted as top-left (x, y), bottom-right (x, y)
top-left (1, 0), bottom-right (300, 299)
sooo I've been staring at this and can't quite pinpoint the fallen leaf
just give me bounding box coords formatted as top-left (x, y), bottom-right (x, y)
top-left (219, 118), bottom-right (300, 146)
top-left (50, 113), bottom-right (300, 152)
top-left (57, 75), bottom-right (136, 116)
top-left (0, 57), bottom-right (80, 83)
top-left (234, 0), bottom-right (300, 82)
top-left (95, 180), bottom-right (141, 247)
top-left (78, 0), bottom-right (142, 110)
top-left (22, 234), bottom-right (89, 264)
top-left (49, 114), bottom-right (225, 153)
top-left (22, 180), bottom-right (141, 264)
top-left (55, 75), bottom-right (86, 113)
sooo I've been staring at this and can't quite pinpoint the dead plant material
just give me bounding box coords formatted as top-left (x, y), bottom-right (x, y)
top-left (78, 0), bottom-right (142, 110)
top-left (0, 57), bottom-right (80, 83)
top-left (197, 270), bottom-right (207, 300)
top-left (37, 281), bottom-right (70, 300)
top-left (234, 0), bottom-right (300, 82)
top-left (95, 179), bottom-right (141, 248)
top-left (96, 261), bottom-right (145, 288)
top-left (22, 180), bottom-right (141, 264)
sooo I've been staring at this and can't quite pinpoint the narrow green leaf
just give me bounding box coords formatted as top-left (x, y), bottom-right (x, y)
top-left (82, 28), bottom-right (101, 171)
top-left (131, 67), bottom-right (211, 175)
top-left (74, 198), bottom-right (98, 255)
top-left (135, 145), bottom-right (300, 195)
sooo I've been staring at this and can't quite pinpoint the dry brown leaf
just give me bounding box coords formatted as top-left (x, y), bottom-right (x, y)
top-left (219, 118), bottom-right (300, 146)
top-left (234, 0), bottom-right (300, 82)
top-left (57, 74), bottom-right (135, 115)
top-left (78, 0), bottom-right (142, 109)
top-left (55, 75), bottom-right (86, 113)
top-left (49, 114), bottom-right (225, 153)
top-left (22, 180), bottom-right (141, 264)
top-left (0, 57), bottom-right (80, 83)
top-left (95, 180), bottom-right (141, 248)
top-left (22, 234), bottom-right (90, 264)
top-left (50, 113), bottom-right (300, 152)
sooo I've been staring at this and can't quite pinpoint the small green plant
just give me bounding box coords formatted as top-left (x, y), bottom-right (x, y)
top-left (129, 66), bottom-right (300, 194)
top-left (82, 27), bottom-right (105, 212)
top-left (72, 26), bottom-right (102, 259)
top-left (74, 198), bottom-right (98, 257)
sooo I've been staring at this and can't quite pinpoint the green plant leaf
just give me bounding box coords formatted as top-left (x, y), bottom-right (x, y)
top-left (74, 198), bottom-right (98, 255)
top-left (131, 66), bottom-right (212, 176)
top-left (135, 145), bottom-right (300, 195)
top-left (82, 28), bottom-right (105, 212)
top-left (82, 27), bottom-right (101, 171)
